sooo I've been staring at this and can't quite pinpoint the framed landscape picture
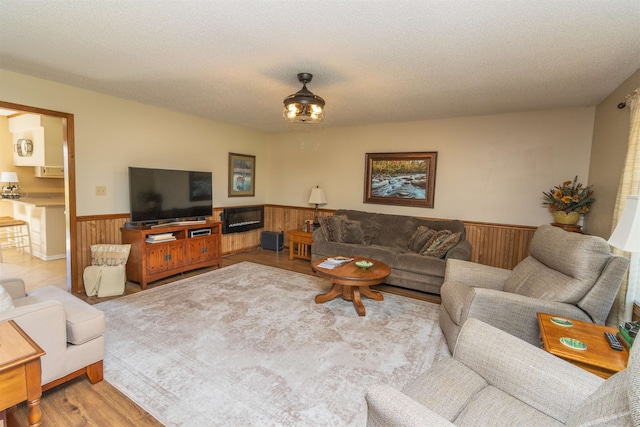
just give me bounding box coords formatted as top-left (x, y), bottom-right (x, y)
top-left (364, 152), bottom-right (437, 208)
top-left (228, 153), bottom-right (255, 197)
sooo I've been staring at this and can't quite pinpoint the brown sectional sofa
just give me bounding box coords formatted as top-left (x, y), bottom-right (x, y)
top-left (311, 209), bottom-right (471, 294)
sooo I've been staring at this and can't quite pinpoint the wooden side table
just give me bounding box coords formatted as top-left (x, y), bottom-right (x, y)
top-left (0, 320), bottom-right (45, 427)
top-left (551, 223), bottom-right (582, 233)
top-left (537, 312), bottom-right (628, 378)
top-left (288, 229), bottom-right (313, 261)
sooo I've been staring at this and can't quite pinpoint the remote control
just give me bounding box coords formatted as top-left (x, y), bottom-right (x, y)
top-left (604, 332), bottom-right (623, 351)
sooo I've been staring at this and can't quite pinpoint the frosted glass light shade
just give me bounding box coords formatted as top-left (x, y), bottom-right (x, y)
top-left (283, 73), bottom-right (325, 124)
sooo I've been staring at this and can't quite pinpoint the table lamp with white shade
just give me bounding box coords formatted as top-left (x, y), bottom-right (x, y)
top-left (308, 186), bottom-right (327, 229)
top-left (1, 171), bottom-right (20, 199)
top-left (608, 194), bottom-right (640, 320)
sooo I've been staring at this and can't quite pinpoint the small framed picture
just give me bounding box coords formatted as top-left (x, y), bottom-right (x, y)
top-left (364, 152), bottom-right (437, 208)
top-left (228, 153), bottom-right (255, 197)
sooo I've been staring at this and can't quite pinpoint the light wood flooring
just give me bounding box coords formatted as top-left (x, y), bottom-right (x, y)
top-left (4, 247), bottom-right (439, 426)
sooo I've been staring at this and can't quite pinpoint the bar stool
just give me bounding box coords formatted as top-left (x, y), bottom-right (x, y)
top-left (0, 218), bottom-right (32, 262)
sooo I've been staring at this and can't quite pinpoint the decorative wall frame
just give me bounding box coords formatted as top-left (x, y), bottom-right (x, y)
top-left (228, 153), bottom-right (256, 197)
top-left (364, 152), bottom-right (437, 208)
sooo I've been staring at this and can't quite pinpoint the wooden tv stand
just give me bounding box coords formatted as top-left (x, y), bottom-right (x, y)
top-left (121, 221), bottom-right (222, 289)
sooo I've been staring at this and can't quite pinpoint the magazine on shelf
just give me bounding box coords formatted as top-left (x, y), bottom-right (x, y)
top-left (146, 233), bottom-right (176, 243)
top-left (147, 233), bottom-right (174, 240)
top-left (146, 238), bottom-right (176, 244)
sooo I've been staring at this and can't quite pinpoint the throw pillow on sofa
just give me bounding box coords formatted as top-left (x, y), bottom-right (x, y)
top-left (421, 231), bottom-right (462, 258)
top-left (318, 216), bottom-right (331, 240)
top-left (319, 215), bottom-right (348, 242)
top-left (341, 219), bottom-right (365, 244)
top-left (328, 215), bottom-right (347, 242)
top-left (90, 244), bottom-right (131, 266)
top-left (407, 226), bottom-right (436, 253)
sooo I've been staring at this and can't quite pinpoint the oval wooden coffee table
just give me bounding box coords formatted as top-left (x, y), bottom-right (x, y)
top-left (312, 256), bottom-right (391, 316)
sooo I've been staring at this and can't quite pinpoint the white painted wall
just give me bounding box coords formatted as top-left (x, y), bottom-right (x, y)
top-left (268, 108), bottom-right (595, 226)
top-left (0, 69), bottom-right (269, 216)
top-left (2, 68), bottom-right (596, 227)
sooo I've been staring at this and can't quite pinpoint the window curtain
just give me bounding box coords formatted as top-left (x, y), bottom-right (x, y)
top-left (609, 87), bottom-right (640, 326)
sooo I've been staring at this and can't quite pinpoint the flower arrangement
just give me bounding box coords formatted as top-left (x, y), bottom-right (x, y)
top-left (542, 176), bottom-right (594, 214)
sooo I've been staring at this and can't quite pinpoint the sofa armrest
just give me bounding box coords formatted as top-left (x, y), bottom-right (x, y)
top-left (454, 319), bottom-right (603, 424)
top-left (0, 277), bottom-right (27, 299)
top-left (0, 300), bottom-right (68, 383)
top-left (445, 240), bottom-right (471, 261)
top-left (365, 384), bottom-right (454, 427)
top-left (444, 259), bottom-right (509, 290)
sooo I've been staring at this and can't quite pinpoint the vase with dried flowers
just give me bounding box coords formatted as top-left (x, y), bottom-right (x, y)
top-left (542, 176), bottom-right (595, 225)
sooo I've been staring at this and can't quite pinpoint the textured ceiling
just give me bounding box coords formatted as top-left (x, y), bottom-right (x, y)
top-left (1, 1), bottom-right (639, 132)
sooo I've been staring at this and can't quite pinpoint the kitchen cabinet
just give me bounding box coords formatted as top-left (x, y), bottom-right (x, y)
top-left (9, 114), bottom-right (64, 167)
top-left (4, 197), bottom-right (66, 260)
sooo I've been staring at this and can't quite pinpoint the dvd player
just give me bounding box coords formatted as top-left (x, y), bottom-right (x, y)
top-left (189, 228), bottom-right (212, 237)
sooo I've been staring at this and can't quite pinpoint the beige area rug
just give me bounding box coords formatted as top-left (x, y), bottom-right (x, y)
top-left (97, 262), bottom-right (450, 426)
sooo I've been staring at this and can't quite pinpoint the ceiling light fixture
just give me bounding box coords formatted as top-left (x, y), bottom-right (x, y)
top-left (283, 73), bottom-right (325, 124)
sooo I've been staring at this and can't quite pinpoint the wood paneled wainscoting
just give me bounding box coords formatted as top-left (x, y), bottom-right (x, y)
top-left (73, 206), bottom-right (535, 293)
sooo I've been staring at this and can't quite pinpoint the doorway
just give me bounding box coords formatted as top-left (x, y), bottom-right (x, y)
top-left (0, 100), bottom-right (77, 292)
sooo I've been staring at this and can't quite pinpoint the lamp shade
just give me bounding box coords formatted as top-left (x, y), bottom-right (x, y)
top-left (608, 195), bottom-right (640, 253)
top-left (308, 187), bottom-right (327, 205)
top-left (0, 172), bottom-right (18, 183)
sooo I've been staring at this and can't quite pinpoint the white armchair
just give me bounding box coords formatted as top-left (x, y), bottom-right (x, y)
top-left (0, 278), bottom-right (105, 390)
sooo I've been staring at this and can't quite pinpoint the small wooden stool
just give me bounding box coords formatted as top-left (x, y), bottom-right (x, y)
top-left (0, 219), bottom-right (32, 262)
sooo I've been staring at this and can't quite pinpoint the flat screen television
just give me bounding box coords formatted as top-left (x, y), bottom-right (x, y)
top-left (128, 167), bottom-right (213, 224)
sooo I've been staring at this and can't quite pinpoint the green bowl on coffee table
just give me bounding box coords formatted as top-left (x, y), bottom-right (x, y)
top-left (355, 260), bottom-right (374, 269)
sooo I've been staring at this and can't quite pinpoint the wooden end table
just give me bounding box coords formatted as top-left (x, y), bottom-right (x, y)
top-left (551, 223), bottom-right (583, 233)
top-left (312, 257), bottom-right (391, 316)
top-left (537, 312), bottom-right (629, 378)
top-left (0, 320), bottom-right (45, 427)
top-left (288, 229), bottom-right (313, 261)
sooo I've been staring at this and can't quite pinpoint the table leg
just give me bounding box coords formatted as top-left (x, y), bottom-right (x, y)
top-left (25, 358), bottom-right (42, 427)
top-left (315, 283), bottom-right (343, 304)
top-left (360, 286), bottom-right (384, 301)
top-left (315, 283), bottom-right (383, 317)
top-left (27, 398), bottom-right (42, 427)
top-left (352, 287), bottom-right (366, 316)
top-left (342, 286), bottom-right (353, 301)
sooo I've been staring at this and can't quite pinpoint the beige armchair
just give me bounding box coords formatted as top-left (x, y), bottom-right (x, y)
top-left (366, 318), bottom-right (639, 426)
top-left (0, 278), bottom-right (105, 390)
top-left (439, 224), bottom-right (629, 352)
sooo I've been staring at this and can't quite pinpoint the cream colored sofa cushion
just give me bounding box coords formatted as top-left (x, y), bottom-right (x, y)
top-left (0, 284), bottom-right (14, 312)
